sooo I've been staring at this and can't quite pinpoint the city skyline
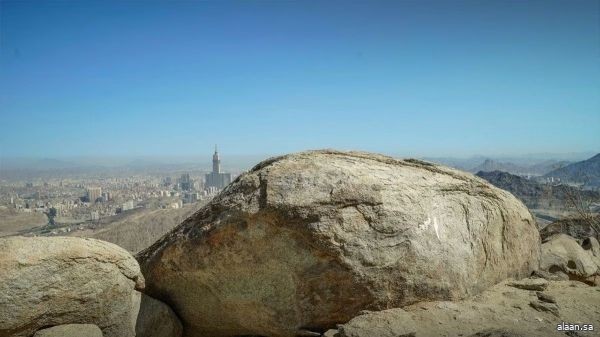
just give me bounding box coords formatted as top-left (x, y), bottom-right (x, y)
top-left (1, 0), bottom-right (599, 157)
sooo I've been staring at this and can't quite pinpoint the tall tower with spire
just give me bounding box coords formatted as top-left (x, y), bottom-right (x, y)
top-left (212, 145), bottom-right (221, 174)
top-left (205, 145), bottom-right (231, 190)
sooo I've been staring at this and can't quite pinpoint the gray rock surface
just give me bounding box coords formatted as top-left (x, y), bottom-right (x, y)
top-left (33, 324), bottom-right (103, 337)
top-left (138, 150), bottom-right (540, 337)
top-left (0, 237), bottom-right (144, 337)
top-left (535, 291), bottom-right (556, 304)
top-left (136, 294), bottom-right (183, 337)
top-left (529, 300), bottom-right (559, 316)
top-left (337, 308), bottom-right (416, 337)
top-left (507, 278), bottom-right (549, 291)
top-left (531, 269), bottom-right (569, 281)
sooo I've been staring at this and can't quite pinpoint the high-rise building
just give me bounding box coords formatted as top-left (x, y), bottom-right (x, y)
top-left (87, 187), bottom-right (102, 203)
top-left (180, 173), bottom-right (192, 191)
top-left (101, 191), bottom-right (111, 202)
top-left (205, 145), bottom-right (232, 189)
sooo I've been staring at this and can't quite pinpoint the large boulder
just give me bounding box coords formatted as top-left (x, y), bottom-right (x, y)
top-left (0, 237), bottom-right (144, 337)
top-left (138, 150), bottom-right (540, 337)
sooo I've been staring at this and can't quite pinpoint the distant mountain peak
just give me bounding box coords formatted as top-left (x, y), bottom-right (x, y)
top-left (544, 153), bottom-right (600, 188)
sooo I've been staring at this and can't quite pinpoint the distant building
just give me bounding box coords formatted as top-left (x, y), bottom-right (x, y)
top-left (122, 200), bottom-right (135, 211)
top-left (87, 187), bottom-right (102, 203)
top-left (180, 173), bottom-right (192, 191)
top-left (205, 146), bottom-right (231, 189)
top-left (101, 191), bottom-right (111, 202)
top-left (183, 192), bottom-right (199, 204)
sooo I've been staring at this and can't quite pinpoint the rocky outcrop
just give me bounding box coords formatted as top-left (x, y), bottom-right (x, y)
top-left (539, 234), bottom-right (599, 285)
top-left (138, 150), bottom-right (540, 337)
top-left (136, 293), bottom-right (183, 337)
top-left (324, 279), bottom-right (600, 337)
top-left (403, 279), bottom-right (600, 337)
top-left (0, 237), bottom-right (144, 337)
top-left (33, 324), bottom-right (103, 337)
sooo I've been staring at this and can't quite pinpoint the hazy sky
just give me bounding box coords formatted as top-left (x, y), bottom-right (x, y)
top-left (1, 0), bottom-right (599, 158)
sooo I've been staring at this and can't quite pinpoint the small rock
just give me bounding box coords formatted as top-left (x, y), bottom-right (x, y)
top-left (535, 291), bottom-right (556, 304)
top-left (468, 329), bottom-right (528, 337)
top-left (529, 300), bottom-right (560, 317)
top-left (508, 278), bottom-right (549, 291)
top-left (531, 269), bottom-right (569, 281)
top-left (33, 324), bottom-right (103, 337)
top-left (584, 275), bottom-right (600, 286)
top-left (323, 329), bottom-right (340, 337)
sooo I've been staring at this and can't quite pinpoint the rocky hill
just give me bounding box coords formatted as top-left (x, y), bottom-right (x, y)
top-left (476, 170), bottom-right (600, 209)
top-left (470, 159), bottom-right (571, 176)
top-left (69, 204), bottom-right (202, 254)
top-left (545, 153), bottom-right (600, 188)
top-left (471, 159), bottom-right (528, 175)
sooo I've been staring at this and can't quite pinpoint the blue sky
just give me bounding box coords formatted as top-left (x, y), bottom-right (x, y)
top-left (1, 0), bottom-right (599, 158)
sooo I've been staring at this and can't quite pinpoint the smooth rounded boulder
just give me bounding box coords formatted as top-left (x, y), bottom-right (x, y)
top-left (0, 237), bottom-right (144, 337)
top-left (138, 150), bottom-right (540, 337)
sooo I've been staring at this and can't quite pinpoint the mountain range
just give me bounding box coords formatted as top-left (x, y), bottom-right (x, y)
top-left (544, 153), bottom-right (600, 188)
top-left (469, 159), bottom-right (571, 176)
top-left (475, 170), bottom-right (600, 210)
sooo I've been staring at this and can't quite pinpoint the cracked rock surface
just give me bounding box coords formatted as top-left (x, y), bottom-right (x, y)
top-left (0, 236), bottom-right (144, 337)
top-left (138, 150), bottom-right (540, 337)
